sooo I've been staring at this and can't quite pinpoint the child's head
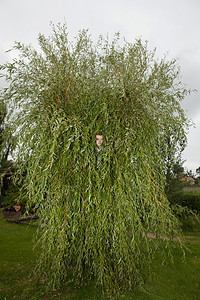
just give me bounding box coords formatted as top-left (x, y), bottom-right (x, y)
top-left (96, 134), bottom-right (103, 148)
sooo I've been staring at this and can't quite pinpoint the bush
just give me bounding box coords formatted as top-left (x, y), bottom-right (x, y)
top-left (171, 205), bottom-right (200, 232)
top-left (1, 181), bottom-right (28, 213)
top-left (167, 184), bottom-right (200, 231)
top-left (1, 182), bottom-right (20, 207)
top-left (175, 192), bottom-right (200, 213)
top-left (180, 217), bottom-right (200, 232)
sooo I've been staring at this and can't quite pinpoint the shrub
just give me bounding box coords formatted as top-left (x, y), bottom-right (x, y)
top-left (170, 191), bottom-right (200, 213)
top-left (1, 182), bottom-right (20, 207)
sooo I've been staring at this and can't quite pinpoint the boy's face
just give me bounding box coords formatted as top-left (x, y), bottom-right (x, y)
top-left (96, 134), bottom-right (103, 147)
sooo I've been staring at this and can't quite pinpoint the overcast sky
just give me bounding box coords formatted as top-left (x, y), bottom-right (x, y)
top-left (0, 0), bottom-right (200, 173)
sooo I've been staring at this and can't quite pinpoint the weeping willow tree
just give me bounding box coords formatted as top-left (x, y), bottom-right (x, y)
top-left (0, 24), bottom-right (190, 296)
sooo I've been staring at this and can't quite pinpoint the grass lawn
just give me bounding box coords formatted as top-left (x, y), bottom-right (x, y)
top-left (0, 212), bottom-right (200, 299)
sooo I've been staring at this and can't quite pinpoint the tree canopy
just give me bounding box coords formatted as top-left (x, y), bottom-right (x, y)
top-left (0, 101), bottom-right (7, 159)
top-left (0, 100), bottom-right (12, 170)
top-left (0, 24), bottom-right (190, 296)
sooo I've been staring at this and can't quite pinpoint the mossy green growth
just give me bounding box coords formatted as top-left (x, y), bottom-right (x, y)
top-left (0, 24), bottom-right (190, 297)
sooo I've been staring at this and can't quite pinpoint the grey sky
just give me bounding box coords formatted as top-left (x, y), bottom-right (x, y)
top-left (1, 0), bottom-right (200, 172)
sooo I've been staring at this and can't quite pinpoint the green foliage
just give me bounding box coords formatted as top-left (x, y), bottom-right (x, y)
top-left (171, 204), bottom-right (199, 230)
top-left (0, 97), bottom-right (15, 169)
top-left (166, 172), bottom-right (200, 231)
top-left (1, 182), bottom-right (19, 207)
top-left (0, 100), bottom-right (7, 161)
top-left (165, 176), bottom-right (184, 204)
top-left (0, 100), bottom-right (6, 128)
top-left (0, 24), bottom-right (191, 296)
top-left (0, 180), bottom-right (28, 210)
top-left (165, 159), bottom-right (185, 205)
top-left (196, 167), bottom-right (200, 176)
top-left (174, 191), bottom-right (200, 213)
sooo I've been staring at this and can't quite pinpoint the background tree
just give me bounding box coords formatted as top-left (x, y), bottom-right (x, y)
top-left (196, 167), bottom-right (200, 185)
top-left (0, 100), bottom-right (16, 207)
top-left (196, 167), bottom-right (200, 176)
top-left (0, 100), bottom-right (8, 163)
top-left (0, 99), bottom-right (15, 169)
top-left (0, 24), bottom-right (191, 296)
top-left (163, 126), bottom-right (186, 204)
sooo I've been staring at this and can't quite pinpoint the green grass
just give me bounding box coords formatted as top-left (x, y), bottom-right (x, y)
top-left (0, 213), bottom-right (200, 299)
